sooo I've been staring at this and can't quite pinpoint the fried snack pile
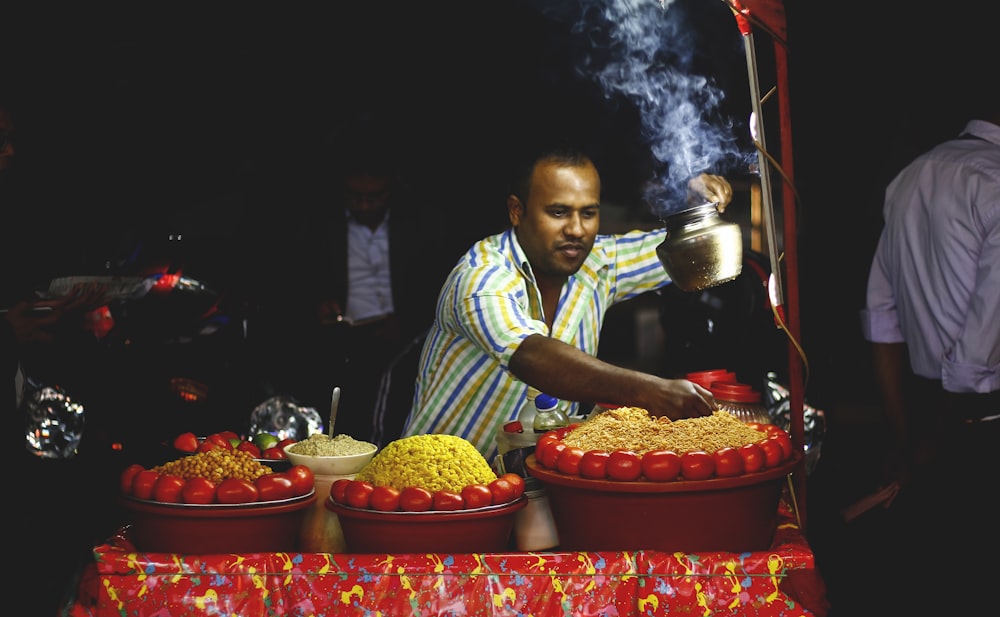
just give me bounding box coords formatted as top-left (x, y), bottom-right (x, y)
top-left (562, 408), bottom-right (768, 455)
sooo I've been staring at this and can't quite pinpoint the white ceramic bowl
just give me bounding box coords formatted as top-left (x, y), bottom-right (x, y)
top-left (283, 440), bottom-right (377, 476)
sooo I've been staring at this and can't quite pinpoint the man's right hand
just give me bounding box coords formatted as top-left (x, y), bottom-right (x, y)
top-left (641, 376), bottom-right (717, 421)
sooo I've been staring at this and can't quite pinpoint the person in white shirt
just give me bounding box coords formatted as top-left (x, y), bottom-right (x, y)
top-left (263, 120), bottom-right (460, 446)
top-left (859, 102), bottom-right (999, 612)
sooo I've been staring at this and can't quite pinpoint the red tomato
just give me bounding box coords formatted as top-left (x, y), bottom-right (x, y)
top-left (763, 424), bottom-right (785, 437)
top-left (554, 426), bottom-right (576, 440)
top-left (152, 474), bottom-right (186, 503)
top-left (556, 446), bottom-right (585, 476)
top-left (330, 478), bottom-right (352, 504)
top-left (218, 430), bottom-right (240, 442)
top-left (540, 442), bottom-right (567, 469)
top-left (182, 477), bottom-right (217, 504)
top-left (680, 451), bottom-right (715, 480)
top-left (344, 480), bottom-right (375, 509)
top-left (607, 450), bottom-right (642, 481)
top-left (499, 473), bottom-right (526, 499)
top-left (461, 484), bottom-right (493, 509)
top-left (205, 433), bottom-right (234, 450)
top-left (172, 431), bottom-right (199, 453)
top-left (712, 447), bottom-right (745, 477)
top-left (770, 433), bottom-right (794, 461)
top-left (236, 441), bottom-right (262, 458)
top-left (488, 477), bottom-right (516, 504)
top-left (760, 439), bottom-right (784, 468)
top-left (284, 465), bottom-right (315, 496)
top-left (534, 436), bottom-right (560, 465)
top-left (254, 474), bottom-right (296, 501)
top-left (216, 478), bottom-right (260, 504)
top-left (119, 464), bottom-right (144, 495)
top-left (399, 486), bottom-right (433, 512)
top-left (641, 450), bottom-right (681, 481)
top-left (578, 450), bottom-right (610, 480)
top-left (261, 446), bottom-right (286, 460)
top-left (131, 469), bottom-right (161, 500)
top-left (369, 485), bottom-right (402, 512)
top-left (738, 442), bottom-right (766, 473)
top-left (433, 490), bottom-right (465, 511)
top-left (535, 429), bottom-right (559, 443)
top-left (197, 440), bottom-right (220, 453)
top-left (276, 438), bottom-right (297, 451)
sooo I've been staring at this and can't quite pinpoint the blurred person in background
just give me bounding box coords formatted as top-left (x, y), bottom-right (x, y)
top-left (402, 145), bottom-right (733, 460)
top-left (859, 99), bottom-right (999, 612)
top-left (258, 115), bottom-right (459, 446)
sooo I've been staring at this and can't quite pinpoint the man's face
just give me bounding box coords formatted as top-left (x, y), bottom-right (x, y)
top-left (509, 159), bottom-right (601, 281)
top-left (344, 173), bottom-right (392, 227)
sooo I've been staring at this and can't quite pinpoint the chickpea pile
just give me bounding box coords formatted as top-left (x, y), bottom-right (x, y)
top-left (153, 449), bottom-right (273, 485)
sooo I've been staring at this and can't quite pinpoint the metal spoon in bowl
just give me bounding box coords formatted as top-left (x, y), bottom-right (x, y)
top-left (328, 386), bottom-right (341, 437)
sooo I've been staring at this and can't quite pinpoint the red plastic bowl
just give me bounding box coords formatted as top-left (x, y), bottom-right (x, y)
top-left (326, 496), bottom-right (527, 554)
top-left (120, 491), bottom-right (316, 554)
top-left (526, 452), bottom-right (799, 553)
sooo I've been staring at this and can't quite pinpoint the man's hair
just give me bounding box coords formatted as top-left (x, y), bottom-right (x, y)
top-left (510, 145), bottom-right (595, 205)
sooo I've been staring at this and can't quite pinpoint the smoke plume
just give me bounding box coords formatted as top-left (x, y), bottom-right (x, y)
top-left (544, 0), bottom-right (754, 215)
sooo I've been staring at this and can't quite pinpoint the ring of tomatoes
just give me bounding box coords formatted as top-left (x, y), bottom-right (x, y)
top-left (120, 463), bottom-right (315, 505)
top-left (533, 423), bottom-right (797, 482)
top-left (329, 472), bottom-right (526, 512)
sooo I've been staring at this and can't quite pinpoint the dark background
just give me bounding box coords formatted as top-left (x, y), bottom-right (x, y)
top-left (4, 0), bottom-right (997, 432)
top-left (5, 2), bottom-right (998, 612)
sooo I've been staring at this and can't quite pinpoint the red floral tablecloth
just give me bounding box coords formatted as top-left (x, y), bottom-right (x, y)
top-left (69, 499), bottom-right (828, 616)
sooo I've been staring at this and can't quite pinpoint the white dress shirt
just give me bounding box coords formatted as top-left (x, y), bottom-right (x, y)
top-left (861, 119), bottom-right (1000, 393)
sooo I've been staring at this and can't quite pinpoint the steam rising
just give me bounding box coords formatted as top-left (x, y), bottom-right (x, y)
top-left (553, 0), bottom-right (754, 215)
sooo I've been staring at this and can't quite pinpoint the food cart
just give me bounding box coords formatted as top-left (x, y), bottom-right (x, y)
top-left (66, 1), bottom-right (823, 614)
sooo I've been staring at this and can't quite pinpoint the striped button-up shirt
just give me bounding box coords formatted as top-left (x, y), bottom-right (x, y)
top-left (402, 226), bottom-right (671, 460)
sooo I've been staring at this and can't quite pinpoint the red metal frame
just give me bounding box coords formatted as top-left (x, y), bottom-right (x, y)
top-left (722, 0), bottom-right (806, 526)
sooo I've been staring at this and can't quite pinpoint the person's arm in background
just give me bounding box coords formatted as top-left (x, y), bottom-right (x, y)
top-left (939, 211), bottom-right (1000, 417)
top-left (941, 202), bottom-right (1000, 397)
top-left (870, 341), bottom-right (913, 484)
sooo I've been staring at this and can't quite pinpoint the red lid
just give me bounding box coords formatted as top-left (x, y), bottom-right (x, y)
top-left (710, 382), bottom-right (762, 403)
top-left (686, 369), bottom-right (736, 389)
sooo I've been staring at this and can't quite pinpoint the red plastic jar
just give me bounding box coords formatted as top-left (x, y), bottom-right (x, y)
top-left (710, 382), bottom-right (770, 424)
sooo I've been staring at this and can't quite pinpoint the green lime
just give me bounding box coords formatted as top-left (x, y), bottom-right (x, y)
top-left (253, 432), bottom-right (279, 450)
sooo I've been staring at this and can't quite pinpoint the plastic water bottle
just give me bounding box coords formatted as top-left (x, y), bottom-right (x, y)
top-left (532, 392), bottom-right (568, 434)
top-left (516, 387), bottom-right (541, 430)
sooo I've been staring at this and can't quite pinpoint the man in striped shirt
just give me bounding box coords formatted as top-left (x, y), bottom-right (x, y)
top-left (402, 147), bottom-right (733, 459)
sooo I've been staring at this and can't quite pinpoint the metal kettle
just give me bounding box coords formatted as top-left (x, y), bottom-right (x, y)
top-left (655, 202), bottom-right (743, 292)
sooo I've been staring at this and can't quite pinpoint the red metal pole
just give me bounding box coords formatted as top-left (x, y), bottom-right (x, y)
top-left (773, 36), bottom-right (806, 530)
top-left (728, 0), bottom-right (806, 527)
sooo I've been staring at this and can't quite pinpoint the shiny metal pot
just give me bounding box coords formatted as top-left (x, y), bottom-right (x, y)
top-left (656, 202), bottom-right (743, 292)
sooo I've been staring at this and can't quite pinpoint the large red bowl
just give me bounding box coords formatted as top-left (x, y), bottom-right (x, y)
top-left (326, 496), bottom-right (527, 554)
top-left (526, 452), bottom-right (800, 553)
top-left (120, 491), bottom-right (316, 554)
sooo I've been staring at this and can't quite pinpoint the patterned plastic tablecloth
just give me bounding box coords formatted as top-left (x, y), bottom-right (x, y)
top-left (69, 499), bottom-right (828, 616)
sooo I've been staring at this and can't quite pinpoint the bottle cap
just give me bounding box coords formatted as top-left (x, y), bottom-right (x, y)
top-left (534, 393), bottom-right (558, 411)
